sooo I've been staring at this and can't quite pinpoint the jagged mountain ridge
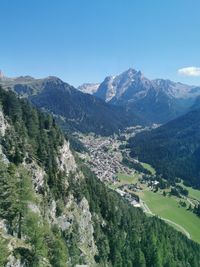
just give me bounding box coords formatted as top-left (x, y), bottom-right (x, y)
top-left (1, 87), bottom-right (200, 266)
top-left (94, 68), bottom-right (200, 123)
top-left (0, 75), bottom-right (140, 136)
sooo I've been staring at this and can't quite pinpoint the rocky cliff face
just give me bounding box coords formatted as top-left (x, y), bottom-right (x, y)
top-left (1, 136), bottom-right (97, 266)
top-left (56, 195), bottom-right (98, 265)
top-left (57, 140), bottom-right (77, 174)
top-left (0, 108), bottom-right (8, 136)
top-left (0, 98), bottom-right (98, 266)
top-left (0, 107), bottom-right (9, 163)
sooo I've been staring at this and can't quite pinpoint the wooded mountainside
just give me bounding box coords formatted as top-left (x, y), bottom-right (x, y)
top-left (0, 87), bottom-right (200, 266)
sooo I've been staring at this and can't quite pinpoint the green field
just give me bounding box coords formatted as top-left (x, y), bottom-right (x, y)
top-left (140, 190), bottom-right (200, 244)
top-left (117, 173), bottom-right (139, 184)
top-left (107, 173), bottom-right (139, 190)
top-left (111, 172), bottom-right (200, 244)
top-left (187, 187), bottom-right (200, 202)
top-left (141, 162), bottom-right (156, 174)
top-left (178, 181), bottom-right (200, 202)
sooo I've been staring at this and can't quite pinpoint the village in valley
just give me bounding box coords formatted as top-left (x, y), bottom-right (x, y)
top-left (76, 126), bottom-right (159, 211)
top-left (75, 126), bottom-right (200, 244)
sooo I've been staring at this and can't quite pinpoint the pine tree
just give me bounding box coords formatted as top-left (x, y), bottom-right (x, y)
top-left (135, 249), bottom-right (146, 267)
top-left (15, 166), bottom-right (34, 238)
top-left (0, 162), bottom-right (33, 237)
top-left (0, 162), bottom-right (19, 234)
top-left (0, 238), bottom-right (8, 266)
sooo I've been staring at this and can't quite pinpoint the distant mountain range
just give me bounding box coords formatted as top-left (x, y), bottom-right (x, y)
top-left (81, 68), bottom-right (200, 124)
top-left (2, 68), bottom-right (200, 136)
top-left (0, 74), bottom-right (139, 135)
top-left (128, 107), bottom-right (200, 188)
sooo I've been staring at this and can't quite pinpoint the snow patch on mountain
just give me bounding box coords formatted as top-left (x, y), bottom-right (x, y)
top-left (78, 83), bottom-right (100, 94)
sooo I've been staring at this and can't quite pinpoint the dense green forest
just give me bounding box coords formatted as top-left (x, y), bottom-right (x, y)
top-left (0, 87), bottom-right (200, 266)
top-left (128, 108), bottom-right (200, 189)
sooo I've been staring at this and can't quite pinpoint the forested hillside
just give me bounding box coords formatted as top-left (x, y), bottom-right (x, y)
top-left (128, 108), bottom-right (200, 188)
top-left (0, 87), bottom-right (200, 266)
top-left (0, 76), bottom-right (140, 136)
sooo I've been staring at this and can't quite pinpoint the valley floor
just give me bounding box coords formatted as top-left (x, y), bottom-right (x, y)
top-left (76, 127), bottom-right (200, 244)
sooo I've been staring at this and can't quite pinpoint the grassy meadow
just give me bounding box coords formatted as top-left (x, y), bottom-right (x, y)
top-left (139, 190), bottom-right (200, 243)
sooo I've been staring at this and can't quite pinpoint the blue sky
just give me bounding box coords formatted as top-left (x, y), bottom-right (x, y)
top-left (1, 0), bottom-right (200, 86)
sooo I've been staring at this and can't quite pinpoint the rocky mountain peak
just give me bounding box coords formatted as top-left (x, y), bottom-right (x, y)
top-left (94, 68), bottom-right (147, 102)
top-left (124, 68), bottom-right (141, 77)
top-left (0, 70), bottom-right (7, 81)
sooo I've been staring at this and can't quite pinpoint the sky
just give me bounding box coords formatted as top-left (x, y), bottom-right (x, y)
top-left (1, 0), bottom-right (200, 87)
